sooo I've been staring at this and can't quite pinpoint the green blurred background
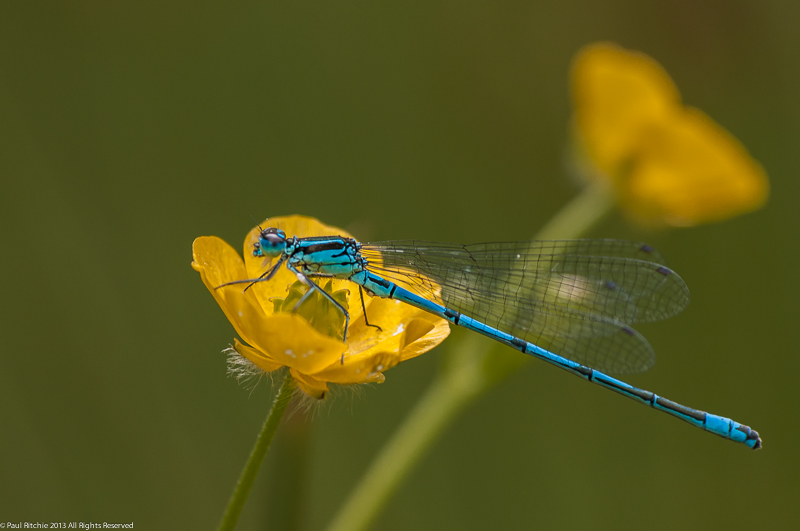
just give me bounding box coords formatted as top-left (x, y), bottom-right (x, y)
top-left (1, 2), bottom-right (797, 529)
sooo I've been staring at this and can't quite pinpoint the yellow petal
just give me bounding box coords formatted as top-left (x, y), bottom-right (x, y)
top-left (192, 236), bottom-right (274, 354)
top-left (572, 42), bottom-right (680, 176)
top-left (397, 316), bottom-right (451, 362)
top-left (625, 107), bottom-right (769, 226)
top-left (233, 338), bottom-right (283, 373)
top-left (312, 297), bottom-right (450, 384)
top-left (249, 313), bottom-right (347, 373)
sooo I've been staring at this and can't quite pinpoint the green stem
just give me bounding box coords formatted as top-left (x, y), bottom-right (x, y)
top-left (218, 373), bottom-right (297, 531)
top-left (325, 183), bottom-right (616, 531)
top-left (264, 405), bottom-right (311, 531)
top-left (534, 180), bottom-right (615, 240)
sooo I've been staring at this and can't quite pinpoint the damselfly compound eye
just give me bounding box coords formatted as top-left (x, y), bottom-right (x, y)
top-left (258, 228), bottom-right (287, 257)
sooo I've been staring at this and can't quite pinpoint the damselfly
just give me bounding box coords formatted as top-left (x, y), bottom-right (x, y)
top-left (217, 226), bottom-right (761, 449)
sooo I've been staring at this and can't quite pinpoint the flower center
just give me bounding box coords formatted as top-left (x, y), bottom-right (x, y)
top-left (272, 280), bottom-right (350, 340)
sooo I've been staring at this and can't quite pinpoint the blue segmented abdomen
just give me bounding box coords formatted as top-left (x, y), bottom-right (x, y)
top-left (352, 272), bottom-right (761, 449)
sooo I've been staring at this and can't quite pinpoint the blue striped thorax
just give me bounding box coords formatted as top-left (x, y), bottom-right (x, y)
top-left (254, 227), bottom-right (367, 279)
top-left (292, 236), bottom-right (366, 278)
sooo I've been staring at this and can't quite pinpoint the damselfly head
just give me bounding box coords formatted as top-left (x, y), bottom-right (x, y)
top-left (257, 227), bottom-right (287, 257)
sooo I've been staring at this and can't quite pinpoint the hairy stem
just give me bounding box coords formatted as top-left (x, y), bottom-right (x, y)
top-left (218, 373), bottom-right (297, 531)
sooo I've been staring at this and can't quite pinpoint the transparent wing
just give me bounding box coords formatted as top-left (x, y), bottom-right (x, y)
top-left (360, 240), bottom-right (690, 374)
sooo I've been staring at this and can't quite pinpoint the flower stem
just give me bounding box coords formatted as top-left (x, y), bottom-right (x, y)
top-left (325, 183), bottom-right (616, 531)
top-left (218, 372), bottom-right (297, 531)
top-left (263, 405), bottom-right (311, 531)
top-left (534, 180), bottom-right (616, 240)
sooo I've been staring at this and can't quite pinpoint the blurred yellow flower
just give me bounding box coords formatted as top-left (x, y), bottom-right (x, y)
top-left (192, 215), bottom-right (450, 398)
top-left (571, 42), bottom-right (768, 226)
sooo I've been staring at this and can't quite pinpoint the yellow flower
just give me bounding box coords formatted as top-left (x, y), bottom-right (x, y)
top-left (192, 215), bottom-right (450, 398)
top-left (571, 42), bottom-right (768, 226)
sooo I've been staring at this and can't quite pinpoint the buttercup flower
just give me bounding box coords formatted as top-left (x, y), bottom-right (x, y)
top-left (192, 215), bottom-right (450, 398)
top-left (571, 42), bottom-right (768, 226)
